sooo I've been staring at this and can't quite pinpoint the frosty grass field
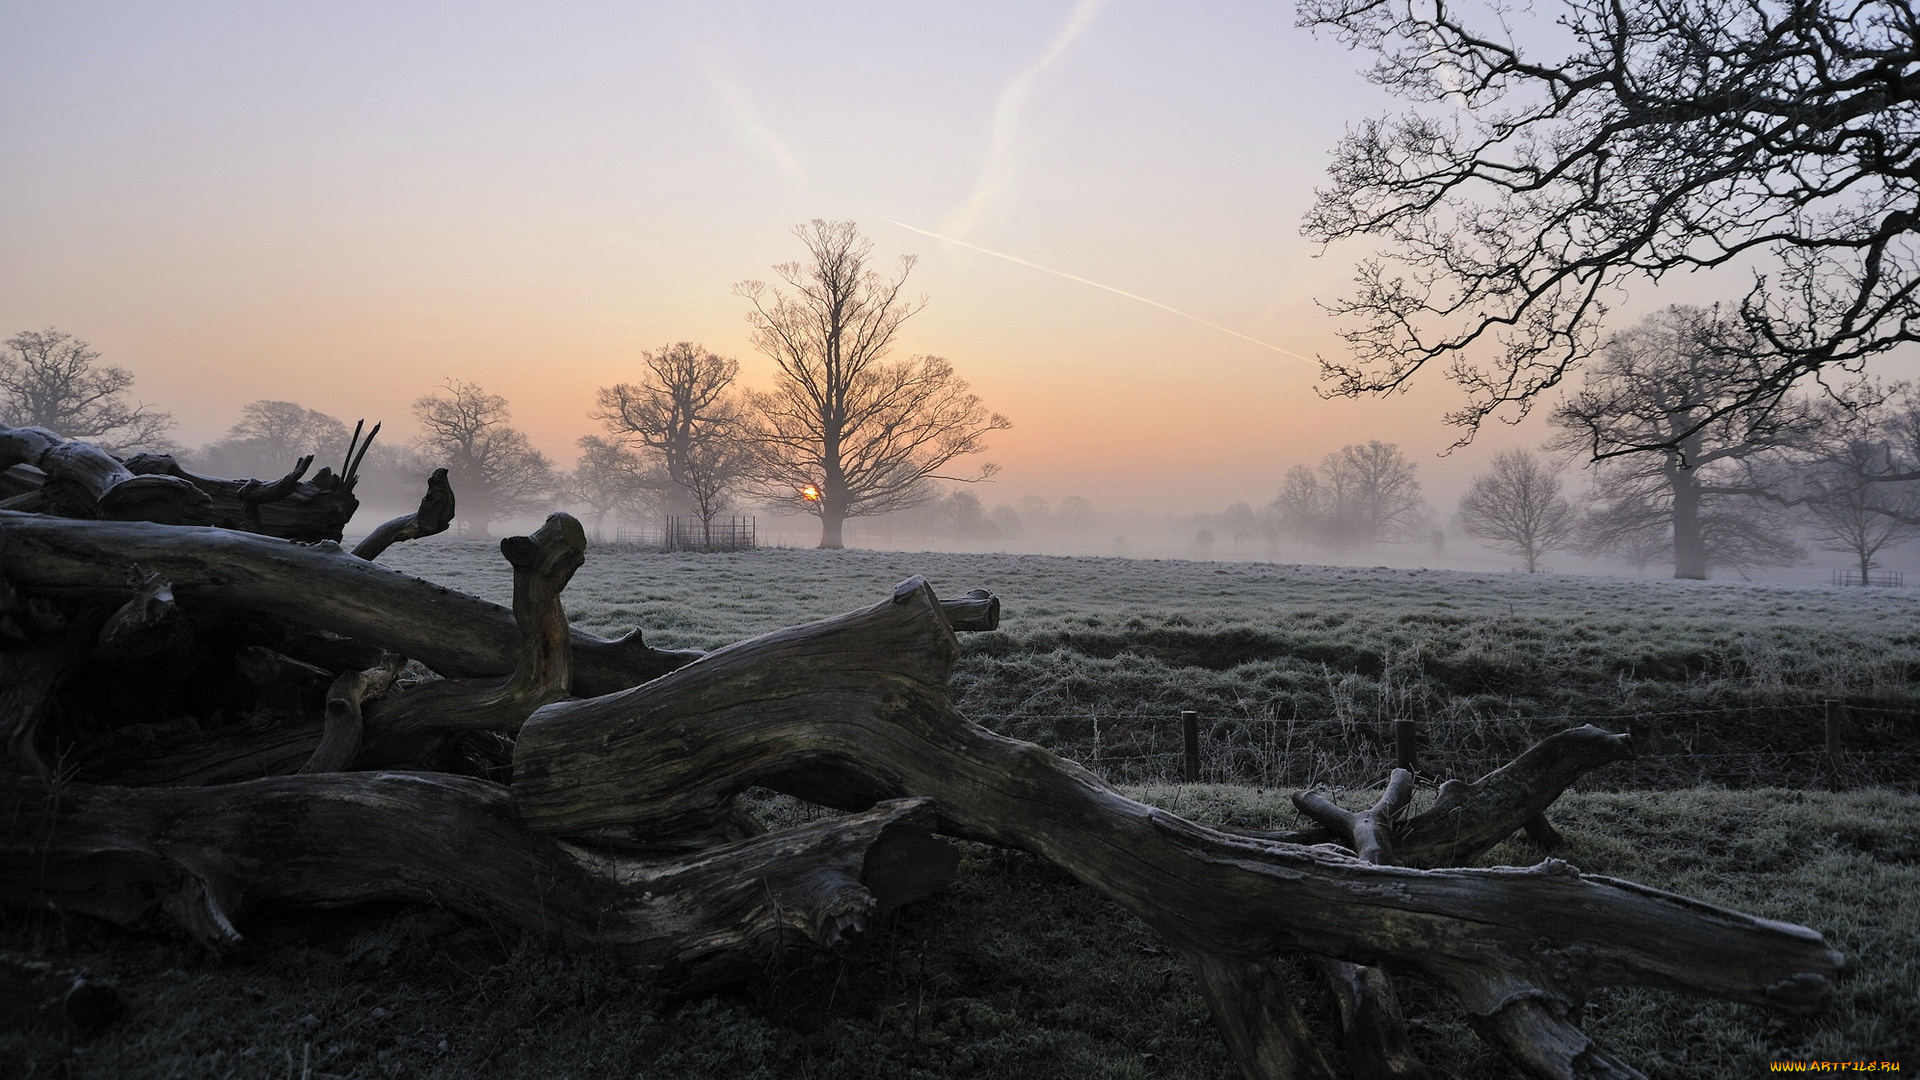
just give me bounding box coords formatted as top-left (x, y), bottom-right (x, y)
top-left (5, 541), bottom-right (1915, 1079)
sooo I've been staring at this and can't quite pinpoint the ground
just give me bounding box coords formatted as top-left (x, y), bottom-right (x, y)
top-left (5, 543), bottom-right (1915, 1077)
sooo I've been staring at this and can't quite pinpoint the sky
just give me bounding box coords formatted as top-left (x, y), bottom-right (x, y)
top-left (2, 1), bottom-right (1912, 522)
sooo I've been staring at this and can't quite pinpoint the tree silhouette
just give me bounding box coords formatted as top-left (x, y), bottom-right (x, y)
top-left (411, 380), bottom-right (554, 535)
top-left (1301, 0), bottom-right (1920, 450)
top-left (1457, 450), bottom-right (1578, 573)
top-left (0, 328), bottom-right (175, 453)
top-left (593, 343), bottom-right (748, 526)
top-left (561, 435), bottom-right (665, 542)
top-left (1550, 307), bottom-right (1809, 578)
top-left (736, 221), bottom-right (1009, 549)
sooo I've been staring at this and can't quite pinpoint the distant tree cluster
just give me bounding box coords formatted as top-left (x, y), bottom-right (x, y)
top-left (1222, 302), bottom-right (1920, 580)
top-left (1271, 440), bottom-right (1436, 549)
top-left (0, 329), bottom-right (176, 453)
top-left (1451, 307), bottom-right (1920, 580)
top-left (6, 221), bottom-right (1010, 549)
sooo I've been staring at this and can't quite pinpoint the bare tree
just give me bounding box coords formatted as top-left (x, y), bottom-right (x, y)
top-left (1764, 390), bottom-right (1920, 583)
top-left (1273, 441), bottom-right (1430, 548)
top-left (0, 328), bottom-right (176, 452)
top-left (1802, 436), bottom-right (1920, 585)
top-left (411, 380), bottom-right (555, 536)
top-left (593, 344), bottom-right (749, 527)
top-left (195, 400), bottom-right (351, 478)
top-left (1299, 0), bottom-right (1920, 449)
top-left (1457, 450), bottom-right (1579, 573)
top-left (1550, 307), bottom-right (1811, 578)
top-left (1272, 464), bottom-right (1333, 545)
top-left (560, 435), bottom-right (666, 542)
top-left (736, 221), bottom-right (1011, 549)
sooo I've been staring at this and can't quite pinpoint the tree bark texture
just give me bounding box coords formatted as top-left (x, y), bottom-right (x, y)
top-left (0, 510), bottom-right (700, 696)
top-left (0, 772), bottom-right (956, 995)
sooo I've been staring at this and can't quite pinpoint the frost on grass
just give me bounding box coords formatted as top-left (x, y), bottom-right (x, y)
top-left (375, 543), bottom-right (1919, 790)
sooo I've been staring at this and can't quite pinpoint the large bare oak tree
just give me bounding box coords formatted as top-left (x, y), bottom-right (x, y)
top-left (0, 329), bottom-right (176, 454)
top-left (736, 221), bottom-right (1010, 549)
top-left (1550, 307), bottom-right (1810, 579)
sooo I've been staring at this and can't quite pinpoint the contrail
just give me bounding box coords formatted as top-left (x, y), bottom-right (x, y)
top-left (870, 214), bottom-right (1318, 363)
top-left (944, 0), bottom-right (1107, 238)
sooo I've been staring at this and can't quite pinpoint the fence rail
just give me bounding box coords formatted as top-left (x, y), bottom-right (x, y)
top-left (615, 515), bottom-right (756, 552)
top-left (975, 699), bottom-right (1919, 794)
top-left (1830, 568), bottom-right (1905, 587)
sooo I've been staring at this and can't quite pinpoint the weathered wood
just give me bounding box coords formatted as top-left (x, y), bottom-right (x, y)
top-left (89, 717), bottom-right (325, 787)
top-left (232, 646), bottom-right (334, 712)
top-left (121, 452), bottom-right (359, 542)
top-left (1229, 725), bottom-right (1634, 871)
top-left (511, 578), bottom-right (1841, 1080)
top-left (1394, 726), bottom-right (1633, 870)
top-left (0, 544), bottom-right (89, 774)
top-left (1186, 951), bottom-right (1336, 1080)
top-left (0, 511), bottom-right (700, 696)
top-left (0, 426), bottom-right (210, 524)
top-left (0, 773), bottom-right (956, 993)
top-left (1312, 957), bottom-right (1431, 1080)
top-left (302, 653), bottom-right (405, 774)
top-left (71, 514), bottom-right (586, 783)
top-left (0, 427), bottom-right (62, 474)
top-left (352, 467), bottom-right (456, 560)
top-left (1291, 771), bottom-right (1435, 1080)
top-left (1291, 768), bottom-right (1416, 867)
top-left (1, 638), bottom-right (90, 776)
top-left (938, 588), bottom-right (1000, 632)
top-left (94, 567), bottom-right (189, 666)
top-left (361, 513), bottom-right (583, 741)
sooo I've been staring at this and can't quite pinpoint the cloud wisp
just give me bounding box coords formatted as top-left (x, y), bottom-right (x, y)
top-left (942, 0), bottom-right (1107, 239)
top-left (871, 213), bottom-right (1316, 362)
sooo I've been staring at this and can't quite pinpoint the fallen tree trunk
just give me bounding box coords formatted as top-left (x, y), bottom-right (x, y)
top-left (0, 512), bottom-right (1010, 698)
top-left (351, 466), bottom-right (456, 560)
top-left (0, 510), bottom-right (699, 695)
top-left (1224, 724), bottom-right (1636, 870)
top-left (1293, 770), bottom-right (1433, 1080)
top-left (0, 772), bottom-right (957, 994)
top-left (512, 578), bottom-right (1842, 1080)
top-left (360, 512), bottom-right (583, 741)
top-left (0, 426), bottom-right (210, 525)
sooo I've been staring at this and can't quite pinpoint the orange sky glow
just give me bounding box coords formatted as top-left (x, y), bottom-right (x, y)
top-left (5, 2), bottom-right (1914, 526)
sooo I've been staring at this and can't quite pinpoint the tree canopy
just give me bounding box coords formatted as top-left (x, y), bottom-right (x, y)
top-left (593, 343), bottom-right (748, 528)
top-left (411, 380), bottom-right (554, 535)
top-left (0, 328), bottom-right (175, 453)
top-left (1300, 0), bottom-right (1920, 449)
top-left (1550, 306), bottom-right (1810, 577)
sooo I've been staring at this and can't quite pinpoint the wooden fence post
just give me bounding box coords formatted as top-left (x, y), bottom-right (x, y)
top-left (1181, 710), bottom-right (1200, 783)
top-left (1824, 700), bottom-right (1845, 793)
top-left (1393, 718), bottom-right (1418, 775)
